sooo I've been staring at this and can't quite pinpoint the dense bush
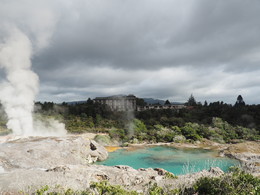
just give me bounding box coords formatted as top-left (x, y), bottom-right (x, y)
top-left (90, 181), bottom-right (139, 195)
top-left (2, 99), bottom-right (259, 143)
top-left (189, 167), bottom-right (260, 195)
top-left (111, 117), bottom-right (259, 144)
top-left (180, 123), bottom-right (202, 141)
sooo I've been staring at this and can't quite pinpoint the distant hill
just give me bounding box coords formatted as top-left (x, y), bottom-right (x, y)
top-left (170, 101), bottom-right (185, 105)
top-left (65, 97), bottom-right (184, 106)
top-left (142, 98), bottom-right (165, 105)
top-left (66, 100), bottom-right (87, 105)
top-left (142, 98), bottom-right (184, 105)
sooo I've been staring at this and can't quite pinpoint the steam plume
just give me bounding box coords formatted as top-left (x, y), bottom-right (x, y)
top-left (0, 26), bottom-right (67, 136)
top-left (0, 0), bottom-right (67, 136)
top-left (0, 26), bottom-right (38, 135)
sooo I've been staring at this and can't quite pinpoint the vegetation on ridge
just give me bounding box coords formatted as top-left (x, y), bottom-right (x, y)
top-left (1, 95), bottom-right (259, 144)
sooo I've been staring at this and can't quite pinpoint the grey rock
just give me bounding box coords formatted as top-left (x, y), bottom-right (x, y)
top-left (209, 167), bottom-right (224, 176)
top-left (0, 135), bottom-right (231, 194)
top-left (154, 168), bottom-right (167, 176)
top-left (0, 135), bottom-right (108, 171)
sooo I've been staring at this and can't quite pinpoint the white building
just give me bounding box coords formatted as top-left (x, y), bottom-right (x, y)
top-left (94, 95), bottom-right (137, 111)
top-left (137, 104), bottom-right (186, 111)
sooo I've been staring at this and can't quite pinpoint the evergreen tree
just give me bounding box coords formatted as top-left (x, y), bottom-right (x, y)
top-left (186, 94), bottom-right (197, 106)
top-left (86, 98), bottom-right (93, 105)
top-left (164, 100), bottom-right (171, 105)
top-left (235, 95), bottom-right (245, 106)
top-left (136, 98), bottom-right (147, 106)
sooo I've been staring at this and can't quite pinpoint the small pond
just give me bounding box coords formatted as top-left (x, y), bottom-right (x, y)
top-left (96, 146), bottom-right (240, 175)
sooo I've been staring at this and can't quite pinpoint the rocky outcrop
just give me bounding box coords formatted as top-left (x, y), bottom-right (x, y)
top-left (0, 135), bottom-right (108, 171)
top-left (221, 141), bottom-right (260, 176)
top-left (0, 136), bottom-right (233, 194)
top-left (0, 163), bottom-right (225, 194)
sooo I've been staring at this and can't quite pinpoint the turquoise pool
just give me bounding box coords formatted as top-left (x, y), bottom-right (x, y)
top-left (97, 146), bottom-right (240, 175)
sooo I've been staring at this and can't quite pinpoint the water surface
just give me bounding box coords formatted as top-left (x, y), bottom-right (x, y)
top-left (97, 146), bottom-right (240, 175)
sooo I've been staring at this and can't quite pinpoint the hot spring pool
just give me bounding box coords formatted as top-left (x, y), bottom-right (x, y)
top-left (96, 146), bottom-right (240, 175)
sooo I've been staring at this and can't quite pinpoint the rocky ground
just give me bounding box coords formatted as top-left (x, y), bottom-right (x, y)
top-left (0, 135), bottom-right (259, 194)
top-left (220, 141), bottom-right (260, 176)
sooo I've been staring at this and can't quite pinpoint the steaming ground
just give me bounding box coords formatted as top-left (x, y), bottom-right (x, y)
top-left (0, 110), bottom-right (67, 142)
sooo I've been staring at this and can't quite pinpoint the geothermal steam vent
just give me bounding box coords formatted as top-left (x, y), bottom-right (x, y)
top-left (0, 27), bottom-right (66, 136)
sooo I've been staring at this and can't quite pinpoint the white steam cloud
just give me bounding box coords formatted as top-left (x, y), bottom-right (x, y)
top-left (0, 26), bottom-right (38, 135)
top-left (0, 1), bottom-right (66, 136)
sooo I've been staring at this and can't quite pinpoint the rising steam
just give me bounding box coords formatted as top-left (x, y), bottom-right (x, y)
top-left (0, 26), bottom-right (67, 136)
top-left (0, 0), bottom-right (67, 137)
top-left (0, 26), bottom-right (38, 135)
top-left (0, 26), bottom-right (66, 136)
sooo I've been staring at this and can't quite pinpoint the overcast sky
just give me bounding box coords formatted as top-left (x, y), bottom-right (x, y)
top-left (1, 0), bottom-right (260, 104)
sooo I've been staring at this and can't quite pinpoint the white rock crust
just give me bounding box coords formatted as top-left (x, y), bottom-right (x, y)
top-left (0, 136), bottom-right (225, 194)
top-left (0, 136), bottom-right (108, 170)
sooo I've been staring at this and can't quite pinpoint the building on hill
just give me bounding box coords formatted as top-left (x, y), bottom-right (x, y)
top-left (93, 95), bottom-right (137, 111)
top-left (94, 95), bottom-right (186, 112)
top-left (137, 104), bottom-right (186, 111)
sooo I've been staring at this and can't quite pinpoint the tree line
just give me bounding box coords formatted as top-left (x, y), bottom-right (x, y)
top-left (26, 95), bottom-right (259, 143)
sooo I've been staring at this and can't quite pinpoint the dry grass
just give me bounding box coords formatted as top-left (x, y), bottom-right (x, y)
top-left (226, 141), bottom-right (260, 154)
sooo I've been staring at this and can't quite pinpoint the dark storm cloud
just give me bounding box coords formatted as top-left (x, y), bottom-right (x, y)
top-left (2, 0), bottom-right (260, 103)
top-left (34, 0), bottom-right (260, 71)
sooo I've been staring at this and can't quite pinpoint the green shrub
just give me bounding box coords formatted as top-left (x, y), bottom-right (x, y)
top-left (35, 185), bottom-right (49, 195)
top-left (90, 181), bottom-right (139, 195)
top-left (30, 182), bottom-right (139, 195)
top-left (191, 168), bottom-right (260, 195)
top-left (148, 183), bottom-right (166, 195)
top-left (181, 123), bottom-right (201, 141)
top-left (94, 135), bottom-right (112, 146)
top-left (164, 172), bottom-right (178, 179)
top-left (108, 128), bottom-right (126, 140)
top-left (153, 125), bottom-right (176, 142)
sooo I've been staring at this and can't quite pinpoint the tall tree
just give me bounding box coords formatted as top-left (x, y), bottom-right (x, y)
top-left (136, 98), bottom-right (147, 106)
top-left (164, 100), bottom-right (171, 105)
top-left (235, 95), bottom-right (245, 106)
top-left (86, 98), bottom-right (93, 105)
top-left (186, 94), bottom-right (197, 106)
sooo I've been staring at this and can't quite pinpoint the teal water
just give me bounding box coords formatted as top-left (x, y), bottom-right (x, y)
top-left (97, 146), bottom-right (240, 175)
